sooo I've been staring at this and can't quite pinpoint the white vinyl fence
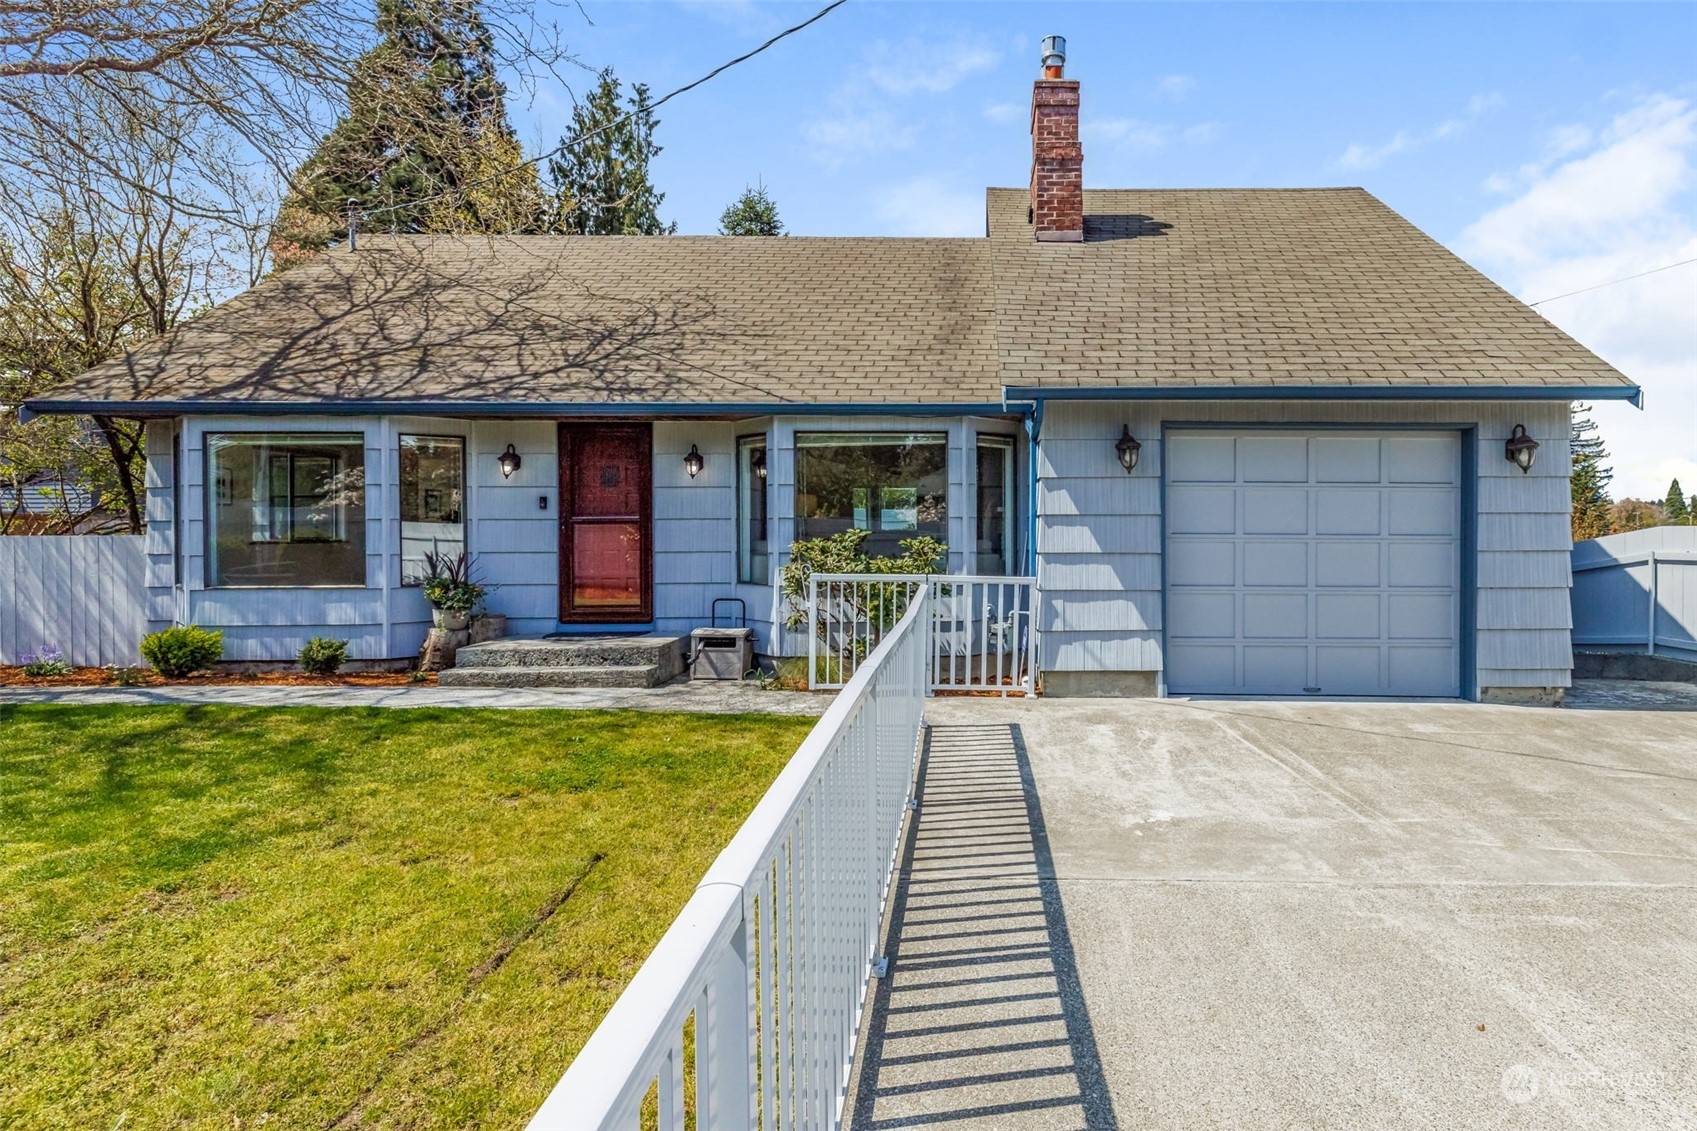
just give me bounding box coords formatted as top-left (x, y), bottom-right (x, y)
top-left (0, 536), bottom-right (154, 666)
top-left (529, 590), bottom-right (930, 1131)
top-left (808, 573), bottom-right (1038, 696)
top-left (1573, 528), bottom-right (1697, 662)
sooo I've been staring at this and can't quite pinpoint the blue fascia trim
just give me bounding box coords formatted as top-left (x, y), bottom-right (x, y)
top-left (1002, 384), bottom-right (1644, 407)
top-left (19, 399), bottom-right (1015, 422)
top-left (1022, 399), bottom-right (1043, 576)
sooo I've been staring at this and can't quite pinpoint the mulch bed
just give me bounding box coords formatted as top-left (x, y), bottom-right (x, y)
top-left (0, 667), bottom-right (433, 688)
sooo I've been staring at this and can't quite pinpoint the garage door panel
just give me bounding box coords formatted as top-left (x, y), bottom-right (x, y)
top-left (1243, 646), bottom-right (1309, 690)
top-left (1385, 436), bottom-right (1458, 484)
top-left (1315, 542), bottom-right (1381, 587)
top-left (1239, 436), bottom-right (1309, 482)
top-left (1313, 437), bottom-right (1381, 483)
top-left (1243, 593), bottom-right (1308, 638)
top-left (1316, 593), bottom-right (1380, 639)
top-left (1388, 490), bottom-right (1454, 535)
top-left (1168, 644), bottom-right (1236, 688)
top-left (1242, 489), bottom-right (1308, 535)
top-left (1165, 429), bottom-right (1460, 697)
top-left (1167, 540), bottom-right (1236, 587)
top-left (1243, 542), bottom-right (1307, 587)
top-left (1388, 593), bottom-right (1454, 640)
top-left (1316, 490), bottom-right (1381, 535)
top-left (1169, 487), bottom-right (1237, 534)
top-left (1168, 592), bottom-right (1234, 638)
top-left (1167, 435), bottom-right (1236, 483)
top-left (1316, 647), bottom-right (1383, 694)
top-left (1388, 542), bottom-right (1454, 588)
top-left (1389, 647), bottom-right (1458, 695)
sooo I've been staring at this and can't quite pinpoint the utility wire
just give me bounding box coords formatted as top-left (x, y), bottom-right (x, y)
top-left (1527, 255), bottom-right (1697, 307)
top-left (361, 0), bottom-right (849, 223)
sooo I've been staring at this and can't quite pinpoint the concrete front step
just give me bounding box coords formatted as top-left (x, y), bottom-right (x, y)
top-left (438, 664), bottom-right (667, 689)
top-left (453, 635), bottom-right (685, 674)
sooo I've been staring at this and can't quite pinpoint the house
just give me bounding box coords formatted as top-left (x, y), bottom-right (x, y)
top-left (21, 41), bottom-right (1639, 703)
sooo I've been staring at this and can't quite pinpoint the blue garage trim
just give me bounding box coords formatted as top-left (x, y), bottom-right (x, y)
top-left (1003, 384), bottom-right (1644, 407)
top-left (19, 399), bottom-right (1015, 422)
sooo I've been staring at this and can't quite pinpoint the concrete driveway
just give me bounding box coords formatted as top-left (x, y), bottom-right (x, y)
top-left (852, 693), bottom-right (1697, 1129)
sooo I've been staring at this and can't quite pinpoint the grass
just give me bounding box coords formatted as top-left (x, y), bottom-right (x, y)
top-left (0, 704), bottom-right (816, 1130)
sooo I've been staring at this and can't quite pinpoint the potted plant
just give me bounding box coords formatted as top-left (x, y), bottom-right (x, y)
top-left (420, 550), bottom-right (485, 631)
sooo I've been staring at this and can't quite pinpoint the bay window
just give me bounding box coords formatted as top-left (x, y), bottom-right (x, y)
top-left (206, 433), bottom-right (365, 587)
top-left (400, 435), bottom-right (466, 583)
top-left (795, 432), bottom-right (947, 558)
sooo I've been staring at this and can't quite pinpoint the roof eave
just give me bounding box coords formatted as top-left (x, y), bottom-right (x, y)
top-left (999, 384), bottom-right (1644, 409)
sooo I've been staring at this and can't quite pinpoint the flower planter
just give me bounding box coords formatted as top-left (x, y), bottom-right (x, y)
top-left (432, 609), bottom-right (470, 631)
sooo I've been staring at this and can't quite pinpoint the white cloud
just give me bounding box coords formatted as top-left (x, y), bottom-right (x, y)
top-left (1182, 122), bottom-right (1222, 146)
top-left (1084, 117), bottom-right (1172, 149)
top-left (803, 35), bottom-right (999, 167)
top-left (1337, 92), bottom-right (1503, 170)
top-left (872, 176), bottom-right (983, 237)
top-left (1458, 95), bottom-right (1697, 498)
top-left (1156, 74), bottom-right (1197, 101)
top-left (982, 100), bottom-right (1024, 125)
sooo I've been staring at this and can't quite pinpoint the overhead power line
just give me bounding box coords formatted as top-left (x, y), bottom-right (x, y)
top-left (361, 0), bottom-right (850, 224)
top-left (1527, 255), bottom-right (1697, 307)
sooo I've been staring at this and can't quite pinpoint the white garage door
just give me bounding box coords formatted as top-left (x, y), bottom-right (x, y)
top-left (1165, 430), bottom-right (1461, 697)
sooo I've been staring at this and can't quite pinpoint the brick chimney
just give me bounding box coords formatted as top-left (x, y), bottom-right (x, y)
top-left (1030, 35), bottom-right (1083, 242)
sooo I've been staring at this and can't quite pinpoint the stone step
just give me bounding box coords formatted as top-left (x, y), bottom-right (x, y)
top-left (453, 635), bottom-right (685, 675)
top-left (437, 664), bottom-right (666, 689)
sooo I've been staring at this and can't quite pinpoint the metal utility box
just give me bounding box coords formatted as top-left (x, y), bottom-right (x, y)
top-left (690, 627), bottom-right (755, 681)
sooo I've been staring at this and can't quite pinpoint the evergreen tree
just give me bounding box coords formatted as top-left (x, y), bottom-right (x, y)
top-left (1569, 404), bottom-right (1614, 541)
top-left (1665, 479), bottom-right (1690, 525)
top-left (270, 0), bottom-right (543, 268)
top-left (719, 183), bottom-right (785, 236)
top-left (547, 69), bottom-right (674, 235)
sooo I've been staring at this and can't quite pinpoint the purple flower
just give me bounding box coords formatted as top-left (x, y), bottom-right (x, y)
top-left (18, 650), bottom-right (36, 667)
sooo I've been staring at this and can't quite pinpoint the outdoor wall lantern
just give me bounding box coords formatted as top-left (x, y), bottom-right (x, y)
top-left (751, 447), bottom-right (767, 479)
top-left (497, 444), bottom-right (522, 479)
top-left (1115, 425), bottom-right (1142, 473)
top-left (684, 444), bottom-right (706, 479)
top-left (1504, 425), bottom-right (1539, 474)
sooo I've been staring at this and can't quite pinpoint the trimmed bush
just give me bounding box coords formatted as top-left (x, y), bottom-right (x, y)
top-left (139, 626), bottom-right (224, 678)
top-left (297, 637), bottom-right (349, 676)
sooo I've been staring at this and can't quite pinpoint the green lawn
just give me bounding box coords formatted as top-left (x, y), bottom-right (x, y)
top-left (0, 704), bottom-right (815, 1130)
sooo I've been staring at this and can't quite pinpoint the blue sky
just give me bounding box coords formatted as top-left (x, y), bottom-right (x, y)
top-left (513, 2), bottom-right (1697, 498)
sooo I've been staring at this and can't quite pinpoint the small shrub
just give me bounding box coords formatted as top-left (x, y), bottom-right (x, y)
top-left (107, 665), bottom-right (146, 686)
top-left (420, 549), bottom-right (486, 614)
top-left (20, 645), bottom-right (72, 677)
top-left (407, 668), bottom-right (430, 684)
top-left (139, 626), bottom-right (224, 678)
top-left (297, 637), bottom-right (349, 676)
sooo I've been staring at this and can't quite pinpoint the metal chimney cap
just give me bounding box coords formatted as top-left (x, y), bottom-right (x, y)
top-left (1041, 35), bottom-right (1067, 68)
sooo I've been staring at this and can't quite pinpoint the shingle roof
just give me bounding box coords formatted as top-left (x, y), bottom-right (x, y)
top-left (29, 187), bottom-right (1633, 414)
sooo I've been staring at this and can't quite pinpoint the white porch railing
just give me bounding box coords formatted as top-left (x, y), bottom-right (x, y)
top-left (528, 589), bottom-right (930, 1131)
top-left (807, 573), bottom-right (1038, 697)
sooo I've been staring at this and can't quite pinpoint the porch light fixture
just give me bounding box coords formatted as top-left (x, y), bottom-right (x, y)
top-left (684, 444), bottom-right (705, 479)
top-left (751, 447), bottom-right (767, 479)
top-left (497, 444), bottom-right (522, 479)
top-left (1504, 425), bottom-right (1539, 474)
top-left (1114, 425), bottom-right (1142, 473)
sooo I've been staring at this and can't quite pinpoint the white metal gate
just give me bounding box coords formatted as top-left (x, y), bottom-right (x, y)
top-left (806, 573), bottom-right (1037, 697)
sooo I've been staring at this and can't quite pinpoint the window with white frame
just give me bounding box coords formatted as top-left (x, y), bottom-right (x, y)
top-left (399, 434), bottom-right (466, 584)
top-left (206, 433), bottom-right (365, 587)
top-left (976, 435), bottom-right (1016, 574)
top-left (795, 432), bottom-right (948, 558)
top-left (737, 434), bottom-right (769, 583)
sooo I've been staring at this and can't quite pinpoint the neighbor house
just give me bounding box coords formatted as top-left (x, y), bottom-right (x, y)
top-left (22, 44), bottom-right (1640, 703)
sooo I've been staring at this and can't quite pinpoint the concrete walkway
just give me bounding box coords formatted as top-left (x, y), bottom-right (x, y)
top-left (0, 678), bottom-right (828, 715)
top-left (854, 694), bottom-right (1697, 1129)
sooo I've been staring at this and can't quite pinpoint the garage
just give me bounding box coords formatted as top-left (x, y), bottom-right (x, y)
top-left (1164, 430), bottom-right (1462, 697)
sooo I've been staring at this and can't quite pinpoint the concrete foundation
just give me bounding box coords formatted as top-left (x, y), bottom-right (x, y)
top-left (1480, 685), bottom-right (1567, 707)
top-left (1042, 669), bottom-right (1159, 698)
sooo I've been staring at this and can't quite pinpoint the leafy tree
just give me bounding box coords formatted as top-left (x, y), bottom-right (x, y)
top-left (719, 183), bottom-right (785, 236)
top-left (1569, 405), bottom-right (1613, 542)
top-left (272, 0), bottom-right (544, 267)
top-left (547, 69), bottom-right (675, 236)
top-left (1665, 479), bottom-right (1690, 524)
top-left (1609, 499), bottom-right (1662, 533)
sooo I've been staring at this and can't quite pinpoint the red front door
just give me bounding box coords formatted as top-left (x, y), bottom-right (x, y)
top-left (558, 423), bottom-right (652, 623)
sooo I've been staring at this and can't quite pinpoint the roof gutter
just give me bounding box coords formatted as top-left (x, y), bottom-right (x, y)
top-left (1000, 384), bottom-right (1645, 408)
top-left (17, 399), bottom-right (1016, 423)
